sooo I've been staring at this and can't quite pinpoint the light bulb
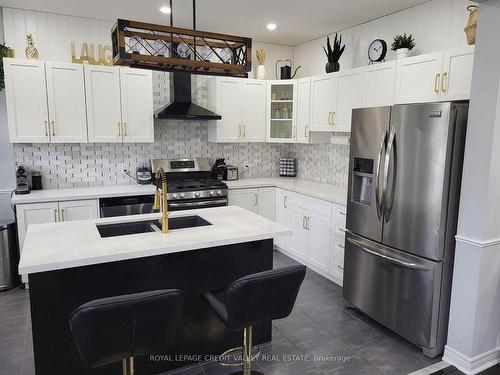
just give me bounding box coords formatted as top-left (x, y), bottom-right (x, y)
top-left (220, 48), bottom-right (233, 63)
top-left (153, 40), bottom-right (169, 56)
top-left (199, 45), bottom-right (213, 61)
top-left (128, 36), bottom-right (143, 53)
top-left (176, 42), bottom-right (191, 59)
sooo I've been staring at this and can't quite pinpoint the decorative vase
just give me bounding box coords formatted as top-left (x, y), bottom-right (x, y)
top-left (396, 48), bottom-right (409, 59)
top-left (256, 64), bottom-right (266, 80)
top-left (25, 34), bottom-right (39, 59)
top-left (326, 62), bottom-right (340, 73)
top-left (464, 5), bottom-right (479, 45)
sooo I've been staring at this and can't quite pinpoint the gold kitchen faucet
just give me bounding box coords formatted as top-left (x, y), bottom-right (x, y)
top-left (153, 167), bottom-right (169, 234)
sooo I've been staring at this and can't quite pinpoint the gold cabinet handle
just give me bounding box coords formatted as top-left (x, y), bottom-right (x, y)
top-left (243, 125), bottom-right (246, 138)
top-left (338, 243), bottom-right (345, 249)
top-left (304, 126), bottom-right (309, 138)
top-left (441, 72), bottom-right (448, 93)
top-left (238, 125), bottom-right (241, 137)
top-left (434, 73), bottom-right (441, 93)
top-left (118, 122), bottom-right (121, 136)
top-left (332, 112), bottom-right (336, 127)
top-left (123, 122), bottom-right (128, 136)
top-left (254, 193), bottom-right (258, 207)
top-left (51, 121), bottom-right (55, 136)
top-left (292, 126), bottom-right (296, 138)
top-left (60, 208), bottom-right (65, 222)
top-left (284, 196), bottom-right (287, 208)
top-left (302, 216), bottom-right (307, 229)
top-left (43, 121), bottom-right (49, 136)
top-left (306, 216), bottom-right (310, 230)
top-left (54, 209), bottom-right (58, 222)
top-left (337, 265), bottom-right (344, 271)
top-left (328, 112), bottom-right (332, 126)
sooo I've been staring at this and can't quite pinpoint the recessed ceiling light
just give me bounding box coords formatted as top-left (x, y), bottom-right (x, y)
top-left (267, 23), bottom-right (277, 31)
top-left (159, 6), bottom-right (172, 14)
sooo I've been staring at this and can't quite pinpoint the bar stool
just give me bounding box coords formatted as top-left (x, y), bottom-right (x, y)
top-left (204, 265), bottom-right (306, 375)
top-left (69, 289), bottom-right (184, 375)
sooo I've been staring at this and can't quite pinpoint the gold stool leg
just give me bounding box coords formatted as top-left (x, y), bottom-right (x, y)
top-left (122, 357), bottom-right (135, 375)
top-left (230, 326), bottom-right (263, 375)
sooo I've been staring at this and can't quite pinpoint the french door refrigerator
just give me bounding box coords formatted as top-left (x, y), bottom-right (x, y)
top-left (343, 102), bottom-right (468, 358)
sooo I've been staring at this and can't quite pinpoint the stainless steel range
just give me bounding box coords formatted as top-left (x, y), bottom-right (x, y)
top-left (151, 158), bottom-right (228, 211)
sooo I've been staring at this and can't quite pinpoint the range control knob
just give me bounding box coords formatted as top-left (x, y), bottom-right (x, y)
top-left (210, 191), bottom-right (216, 196)
top-left (216, 190), bottom-right (223, 196)
top-left (172, 193), bottom-right (179, 199)
top-left (180, 193), bottom-right (185, 199)
top-left (194, 191), bottom-right (201, 197)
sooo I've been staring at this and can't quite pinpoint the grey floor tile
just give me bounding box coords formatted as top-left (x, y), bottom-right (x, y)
top-left (331, 318), bottom-right (391, 350)
top-left (356, 338), bottom-right (431, 375)
top-left (272, 310), bottom-right (324, 340)
top-left (321, 354), bottom-right (384, 375)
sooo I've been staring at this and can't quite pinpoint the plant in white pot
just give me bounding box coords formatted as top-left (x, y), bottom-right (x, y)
top-left (256, 48), bottom-right (266, 79)
top-left (391, 33), bottom-right (415, 59)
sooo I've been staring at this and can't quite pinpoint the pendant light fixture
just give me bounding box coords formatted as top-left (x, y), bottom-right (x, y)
top-left (111, 0), bottom-right (252, 77)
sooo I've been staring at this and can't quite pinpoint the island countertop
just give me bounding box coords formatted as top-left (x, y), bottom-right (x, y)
top-left (18, 206), bottom-right (291, 275)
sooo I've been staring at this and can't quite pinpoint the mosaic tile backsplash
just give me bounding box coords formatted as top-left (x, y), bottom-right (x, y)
top-left (13, 121), bottom-right (349, 189)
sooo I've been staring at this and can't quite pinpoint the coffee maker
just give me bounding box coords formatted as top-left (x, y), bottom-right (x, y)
top-left (15, 166), bottom-right (30, 195)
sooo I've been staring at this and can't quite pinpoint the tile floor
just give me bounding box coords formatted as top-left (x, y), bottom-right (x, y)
top-left (0, 250), bottom-right (441, 375)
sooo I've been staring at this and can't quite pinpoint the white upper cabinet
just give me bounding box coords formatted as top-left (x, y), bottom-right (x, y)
top-left (5, 59), bottom-right (49, 143)
top-left (310, 73), bottom-right (338, 131)
top-left (362, 61), bottom-right (396, 107)
top-left (395, 51), bottom-right (444, 104)
top-left (441, 46), bottom-right (475, 101)
top-left (241, 79), bottom-right (266, 142)
top-left (85, 65), bottom-right (123, 143)
top-left (208, 77), bottom-right (242, 143)
top-left (296, 77), bottom-right (311, 143)
top-left (267, 80), bottom-right (297, 143)
top-left (45, 62), bottom-right (88, 143)
top-left (120, 68), bottom-right (154, 143)
top-left (335, 68), bottom-right (363, 132)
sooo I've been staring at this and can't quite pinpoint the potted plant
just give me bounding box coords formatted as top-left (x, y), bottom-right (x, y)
top-left (323, 33), bottom-right (345, 73)
top-left (391, 33), bottom-right (415, 59)
top-left (0, 43), bottom-right (15, 91)
top-left (256, 48), bottom-right (266, 79)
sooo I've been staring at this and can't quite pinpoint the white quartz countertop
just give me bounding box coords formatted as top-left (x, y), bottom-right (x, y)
top-left (11, 178), bottom-right (347, 205)
top-left (11, 184), bottom-right (157, 204)
top-left (18, 206), bottom-right (291, 275)
top-left (226, 178), bottom-right (347, 204)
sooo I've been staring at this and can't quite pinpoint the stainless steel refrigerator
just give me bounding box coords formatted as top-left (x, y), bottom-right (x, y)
top-left (343, 102), bottom-right (468, 358)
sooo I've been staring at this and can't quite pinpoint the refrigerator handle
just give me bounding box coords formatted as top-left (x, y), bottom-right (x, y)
top-left (383, 128), bottom-right (397, 222)
top-left (374, 129), bottom-right (387, 220)
top-left (347, 236), bottom-right (430, 271)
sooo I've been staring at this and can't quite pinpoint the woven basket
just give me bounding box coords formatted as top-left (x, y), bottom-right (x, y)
top-left (464, 24), bottom-right (477, 45)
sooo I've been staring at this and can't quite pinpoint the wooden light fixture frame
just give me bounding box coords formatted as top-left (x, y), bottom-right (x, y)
top-left (112, 16), bottom-right (252, 77)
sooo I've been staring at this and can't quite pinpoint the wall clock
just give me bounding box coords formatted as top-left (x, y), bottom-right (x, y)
top-left (368, 39), bottom-right (387, 63)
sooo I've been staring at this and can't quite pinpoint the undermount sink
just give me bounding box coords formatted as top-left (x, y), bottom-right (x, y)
top-left (96, 215), bottom-right (212, 238)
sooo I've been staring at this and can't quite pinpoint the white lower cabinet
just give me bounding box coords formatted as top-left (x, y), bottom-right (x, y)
top-left (228, 188), bottom-right (275, 220)
top-left (274, 189), bottom-right (346, 286)
top-left (58, 200), bottom-right (99, 222)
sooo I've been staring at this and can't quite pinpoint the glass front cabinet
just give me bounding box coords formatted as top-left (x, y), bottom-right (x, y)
top-left (266, 80), bottom-right (298, 143)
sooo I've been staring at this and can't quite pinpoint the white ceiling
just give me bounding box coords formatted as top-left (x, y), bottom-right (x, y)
top-left (0, 0), bottom-right (430, 46)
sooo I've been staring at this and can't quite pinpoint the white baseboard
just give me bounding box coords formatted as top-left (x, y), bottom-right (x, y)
top-left (443, 345), bottom-right (500, 374)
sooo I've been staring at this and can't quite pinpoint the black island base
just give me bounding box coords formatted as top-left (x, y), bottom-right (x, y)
top-left (28, 239), bottom-right (273, 375)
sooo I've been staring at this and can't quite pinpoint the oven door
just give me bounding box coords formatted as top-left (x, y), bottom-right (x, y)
top-left (168, 198), bottom-right (228, 211)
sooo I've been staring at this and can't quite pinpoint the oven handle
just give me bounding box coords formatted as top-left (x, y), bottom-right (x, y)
top-left (168, 199), bottom-right (228, 208)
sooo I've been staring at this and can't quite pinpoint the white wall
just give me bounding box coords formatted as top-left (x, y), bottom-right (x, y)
top-left (444, 1), bottom-right (500, 373)
top-left (293, 0), bottom-right (474, 77)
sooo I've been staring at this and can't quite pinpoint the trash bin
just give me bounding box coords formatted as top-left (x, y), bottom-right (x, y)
top-left (0, 221), bottom-right (20, 291)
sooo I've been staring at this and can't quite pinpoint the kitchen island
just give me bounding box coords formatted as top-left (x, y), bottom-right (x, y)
top-left (19, 206), bottom-right (291, 375)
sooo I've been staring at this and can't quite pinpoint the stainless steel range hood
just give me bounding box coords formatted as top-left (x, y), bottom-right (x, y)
top-left (154, 72), bottom-right (221, 121)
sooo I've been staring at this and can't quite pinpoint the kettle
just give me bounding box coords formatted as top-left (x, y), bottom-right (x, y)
top-left (275, 59), bottom-right (301, 80)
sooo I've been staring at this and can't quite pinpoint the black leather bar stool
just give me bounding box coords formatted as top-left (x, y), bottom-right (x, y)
top-left (69, 289), bottom-right (184, 375)
top-left (204, 265), bottom-right (306, 375)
